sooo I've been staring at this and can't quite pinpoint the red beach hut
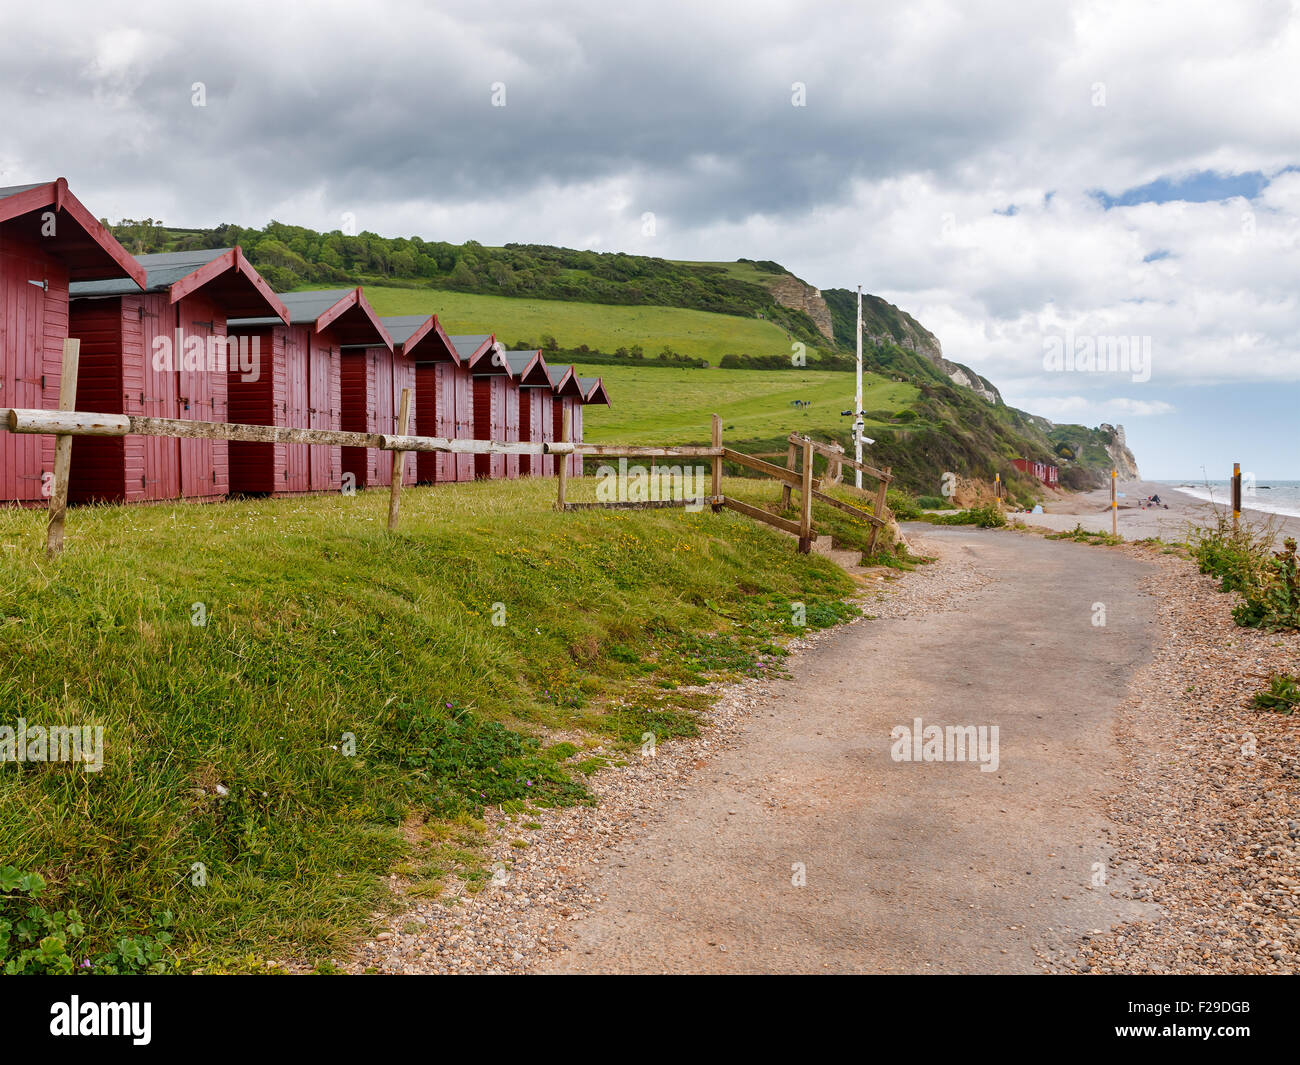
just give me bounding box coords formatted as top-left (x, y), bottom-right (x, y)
top-left (226, 288), bottom-right (386, 495)
top-left (551, 366), bottom-right (588, 477)
top-left (503, 350), bottom-right (554, 477)
top-left (335, 295), bottom-right (416, 491)
top-left (0, 178), bottom-right (145, 504)
top-left (446, 335), bottom-right (496, 482)
top-left (382, 315), bottom-right (467, 485)
top-left (67, 247), bottom-right (287, 503)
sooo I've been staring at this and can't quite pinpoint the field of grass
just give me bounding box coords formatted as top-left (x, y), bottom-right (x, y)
top-left (355, 286), bottom-right (808, 364)
top-left (572, 364), bottom-right (918, 445)
top-left (0, 475), bottom-right (873, 971)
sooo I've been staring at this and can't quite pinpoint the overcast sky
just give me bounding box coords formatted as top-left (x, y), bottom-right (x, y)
top-left (3, 0), bottom-right (1296, 477)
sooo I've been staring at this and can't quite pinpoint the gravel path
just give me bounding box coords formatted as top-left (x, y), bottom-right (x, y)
top-left (346, 526), bottom-right (1298, 975)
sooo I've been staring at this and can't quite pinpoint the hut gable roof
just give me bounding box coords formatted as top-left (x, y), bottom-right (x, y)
top-left (449, 334), bottom-right (495, 366)
top-left (503, 350), bottom-right (551, 386)
top-left (70, 247), bottom-right (289, 321)
top-left (381, 314), bottom-right (459, 364)
top-left (552, 365), bottom-right (584, 397)
top-left (232, 287), bottom-right (391, 348)
top-left (0, 178), bottom-right (145, 286)
top-left (577, 376), bottom-right (610, 405)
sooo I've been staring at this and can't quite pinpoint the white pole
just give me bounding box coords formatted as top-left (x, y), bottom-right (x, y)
top-left (854, 284), bottom-right (863, 490)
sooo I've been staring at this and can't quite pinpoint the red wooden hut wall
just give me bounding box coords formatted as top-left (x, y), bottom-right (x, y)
top-left (226, 310), bottom-right (342, 496)
top-left (0, 179), bottom-right (144, 504)
top-left (472, 375), bottom-right (508, 480)
top-left (519, 386), bottom-right (554, 476)
top-left (551, 367), bottom-right (587, 477)
top-left (503, 350), bottom-right (553, 478)
top-left (448, 335), bottom-right (494, 482)
top-left (503, 377), bottom-right (520, 480)
top-left (67, 248), bottom-right (287, 503)
top-left (375, 350), bottom-right (417, 489)
top-left (310, 289), bottom-right (394, 492)
top-left (386, 314), bottom-right (461, 485)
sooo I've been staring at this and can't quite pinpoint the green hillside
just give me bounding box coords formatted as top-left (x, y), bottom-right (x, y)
top-left (361, 287), bottom-right (804, 366)
top-left (570, 364), bottom-right (915, 444)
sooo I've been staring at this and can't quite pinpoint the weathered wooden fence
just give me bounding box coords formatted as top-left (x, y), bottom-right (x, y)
top-left (551, 412), bottom-right (894, 554)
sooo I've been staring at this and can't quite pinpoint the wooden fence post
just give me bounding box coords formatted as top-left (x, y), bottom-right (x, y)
top-left (781, 439), bottom-right (797, 510)
top-left (1232, 462), bottom-right (1241, 532)
top-left (387, 387), bottom-right (411, 532)
top-left (45, 338), bottom-right (81, 558)
top-left (1111, 468), bottom-right (1118, 538)
top-left (711, 413), bottom-right (722, 511)
top-left (556, 406), bottom-right (570, 510)
top-left (867, 466), bottom-right (891, 553)
top-left (798, 438), bottom-right (813, 553)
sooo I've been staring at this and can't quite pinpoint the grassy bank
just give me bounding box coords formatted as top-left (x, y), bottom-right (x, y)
top-left (571, 363), bottom-right (916, 444)
top-left (359, 285), bottom-right (804, 365)
top-left (0, 476), bottom-right (864, 971)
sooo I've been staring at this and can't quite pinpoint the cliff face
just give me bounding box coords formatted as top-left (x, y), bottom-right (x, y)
top-left (768, 275), bottom-right (835, 341)
top-left (820, 288), bottom-right (1002, 404)
top-left (1101, 423), bottom-right (1141, 480)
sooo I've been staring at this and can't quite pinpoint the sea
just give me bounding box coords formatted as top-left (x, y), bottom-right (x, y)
top-left (1157, 479), bottom-right (1300, 520)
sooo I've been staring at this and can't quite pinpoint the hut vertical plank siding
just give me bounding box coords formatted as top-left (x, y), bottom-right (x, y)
top-left (414, 362), bottom-right (457, 483)
top-left (175, 291), bottom-right (228, 499)
top-left (454, 370), bottom-right (474, 481)
top-left (504, 379), bottom-right (520, 479)
top-left (226, 325), bottom-right (277, 494)
top-left (340, 350), bottom-right (378, 488)
top-left (0, 242), bottom-right (55, 502)
top-left (1, 178), bottom-right (142, 505)
top-left (310, 335), bottom-right (342, 492)
top-left (472, 376), bottom-right (507, 480)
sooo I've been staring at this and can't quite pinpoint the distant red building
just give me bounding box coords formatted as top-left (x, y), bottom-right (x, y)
top-left (1013, 458), bottom-right (1059, 487)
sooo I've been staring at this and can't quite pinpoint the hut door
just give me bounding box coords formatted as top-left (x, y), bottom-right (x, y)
top-left (307, 339), bottom-right (333, 491)
top-left (284, 341), bottom-right (309, 492)
top-left (0, 249), bottom-right (45, 501)
top-left (176, 297), bottom-right (226, 498)
top-left (136, 295), bottom-right (180, 501)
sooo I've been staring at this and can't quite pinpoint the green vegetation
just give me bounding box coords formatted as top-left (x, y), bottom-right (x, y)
top-left (1045, 523), bottom-right (1125, 546)
top-left (1233, 538), bottom-right (1300, 631)
top-left (0, 477), bottom-right (862, 970)
top-left (1253, 673), bottom-right (1300, 715)
top-left (915, 495), bottom-right (948, 510)
top-left (921, 504), bottom-right (1008, 529)
top-left (1190, 516), bottom-right (1300, 632)
top-left (110, 221), bottom-right (830, 351)
top-left (1, 867), bottom-right (174, 975)
top-left (363, 286), bottom-right (816, 367)
top-left (567, 363), bottom-right (914, 443)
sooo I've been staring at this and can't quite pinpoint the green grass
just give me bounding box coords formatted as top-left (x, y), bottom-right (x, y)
top-left (569, 364), bottom-right (916, 445)
top-left (0, 476), bottom-right (862, 970)
top-left (356, 285), bottom-right (806, 365)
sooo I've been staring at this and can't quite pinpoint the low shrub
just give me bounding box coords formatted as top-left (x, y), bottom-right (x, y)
top-left (886, 488), bottom-right (920, 521)
top-left (1253, 672), bottom-right (1300, 714)
top-left (1234, 538), bottom-right (1300, 632)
